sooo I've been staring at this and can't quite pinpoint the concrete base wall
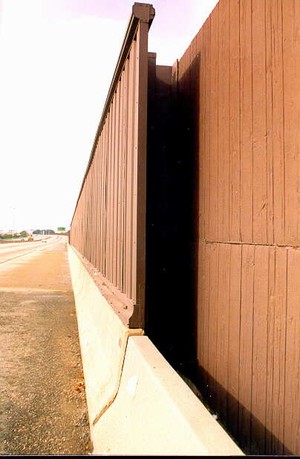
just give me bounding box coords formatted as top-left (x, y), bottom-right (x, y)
top-left (68, 245), bottom-right (243, 456)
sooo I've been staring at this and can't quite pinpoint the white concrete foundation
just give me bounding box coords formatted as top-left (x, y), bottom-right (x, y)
top-left (68, 244), bottom-right (244, 456)
top-left (92, 336), bottom-right (243, 455)
top-left (67, 246), bottom-right (143, 428)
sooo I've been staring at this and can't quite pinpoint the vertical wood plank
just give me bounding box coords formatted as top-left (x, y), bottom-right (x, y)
top-left (125, 43), bottom-right (135, 298)
top-left (131, 35), bottom-right (139, 304)
top-left (112, 86), bottom-right (118, 287)
top-left (91, 161), bottom-right (97, 268)
top-left (271, 0), bottom-right (285, 245)
top-left (240, 0), bottom-right (253, 243)
top-left (229, 0), bottom-right (241, 242)
top-left (283, 0), bottom-right (300, 245)
top-left (132, 18), bottom-right (149, 326)
top-left (98, 136), bottom-right (103, 272)
top-left (112, 89), bottom-right (118, 286)
top-left (95, 153), bottom-right (99, 270)
top-left (114, 84), bottom-right (121, 288)
top-left (197, 241), bottom-right (209, 371)
top-left (252, 0), bottom-right (268, 244)
top-left (269, 247), bottom-right (287, 454)
top-left (238, 244), bottom-right (255, 452)
top-left (122, 60), bottom-right (129, 292)
top-left (198, 27), bottom-right (206, 241)
top-left (227, 243), bottom-right (242, 439)
top-left (265, 246), bottom-right (275, 454)
top-left (218, 0), bottom-right (230, 242)
top-left (119, 68), bottom-right (125, 292)
top-left (208, 6), bottom-right (219, 242)
top-left (207, 242), bottom-right (219, 413)
top-left (203, 17), bottom-right (211, 241)
top-left (107, 106), bottom-right (114, 281)
top-left (216, 243), bottom-right (230, 419)
top-left (103, 122), bottom-right (109, 276)
top-left (265, 0), bottom-right (274, 245)
top-left (251, 245), bottom-right (269, 453)
top-left (122, 58), bottom-right (130, 293)
top-left (105, 113), bottom-right (110, 277)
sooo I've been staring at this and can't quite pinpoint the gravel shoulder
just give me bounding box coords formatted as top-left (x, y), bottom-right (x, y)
top-left (0, 239), bottom-right (92, 455)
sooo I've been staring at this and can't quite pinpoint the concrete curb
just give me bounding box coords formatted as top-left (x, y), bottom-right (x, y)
top-left (93, 335), bottom-right (243, 455)
top-left (68, 245), bottom-right (244, 456)
top-left (67, 246), bottom-right (143, 428)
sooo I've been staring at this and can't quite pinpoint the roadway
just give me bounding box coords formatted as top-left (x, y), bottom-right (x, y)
top-left (0, 235), bottom-right (63, 266)
top-left (0, 235), bottom-right (92, 455)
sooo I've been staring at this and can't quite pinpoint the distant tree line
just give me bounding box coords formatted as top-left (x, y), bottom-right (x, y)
top-left (0, 229), bottom-right (56, 240)
top-left (0, 230), bottom-right (29, 239)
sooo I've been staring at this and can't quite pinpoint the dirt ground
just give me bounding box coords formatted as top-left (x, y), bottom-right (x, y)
top-left (0, 239), bottom-right (92, 455)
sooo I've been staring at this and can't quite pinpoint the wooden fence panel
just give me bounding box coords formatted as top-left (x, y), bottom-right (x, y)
top-left (174, 0), bottom-right (300, 454)
top-left (70, 4), bottom-right (155, 328)
top-left (69, 0), bottom-right (299, 453)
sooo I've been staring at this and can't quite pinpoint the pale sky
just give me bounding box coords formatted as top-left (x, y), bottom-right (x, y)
top-left (0, 0), bottom-right (218, 232)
